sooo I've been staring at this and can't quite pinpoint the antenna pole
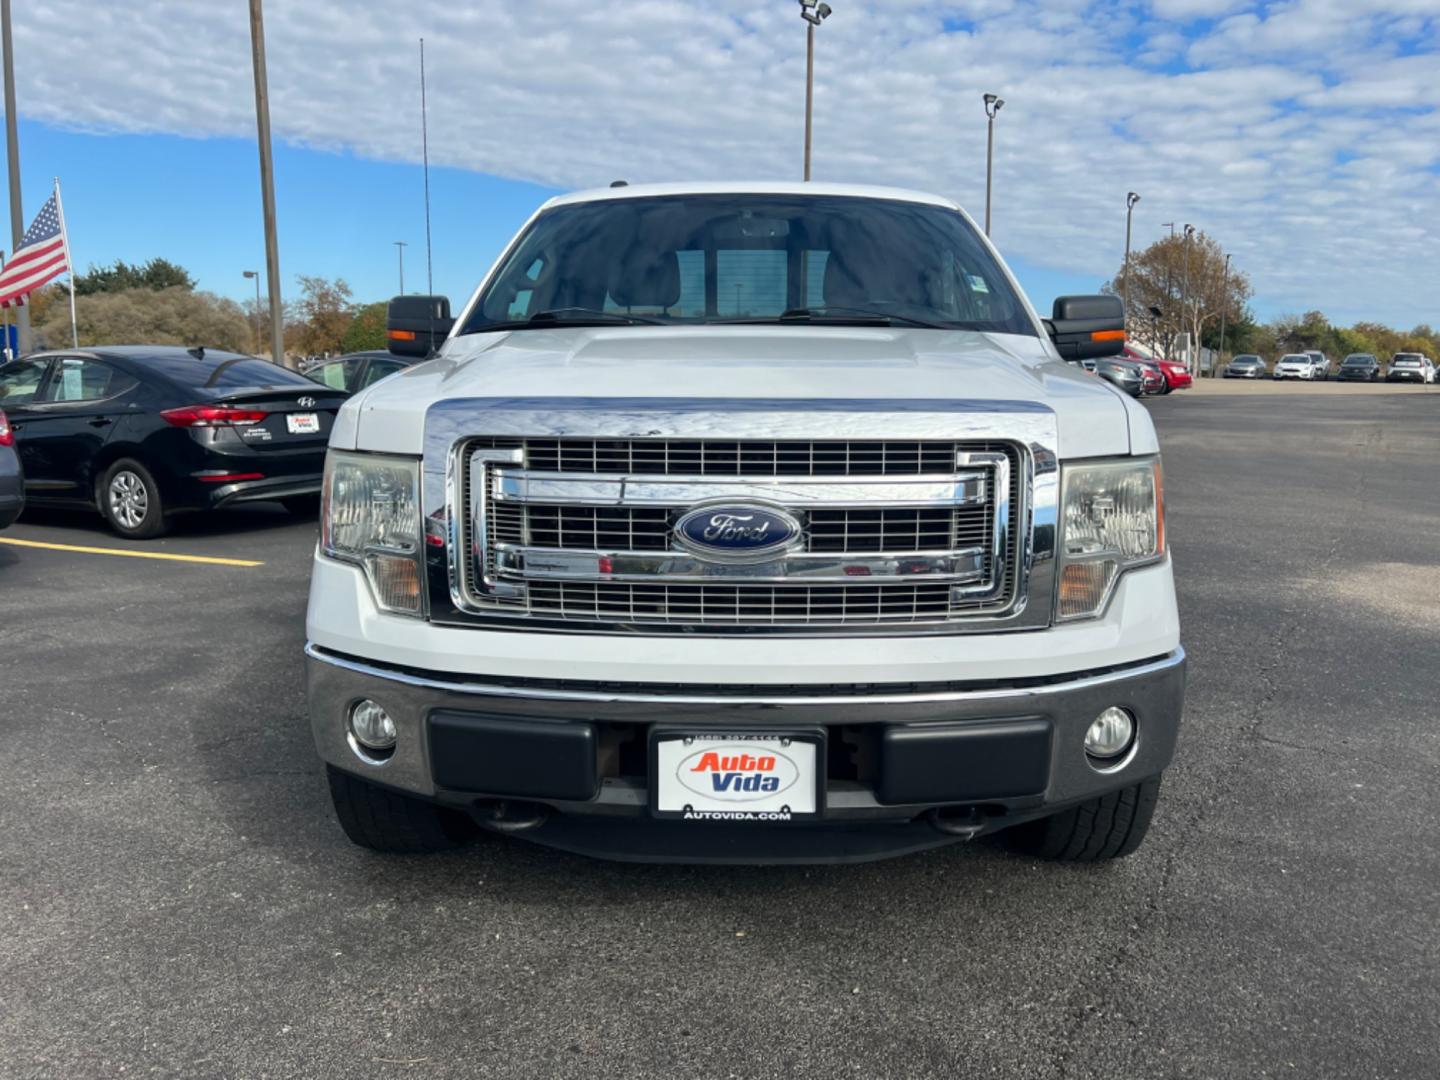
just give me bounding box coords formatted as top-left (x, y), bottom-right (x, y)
top-left (420, 38), bottom-right (433, 298)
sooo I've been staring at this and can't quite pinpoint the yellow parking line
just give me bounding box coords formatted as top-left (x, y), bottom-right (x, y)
top-left (0, 537), bottom-right (263, 567)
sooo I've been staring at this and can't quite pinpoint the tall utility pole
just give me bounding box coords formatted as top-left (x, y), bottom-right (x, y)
top-left (1181, 224), bottom-right (1196, 371)
top-left (1123, 192), bottom-right (1140, 321)
top-left (2, 0), bottom-right (31, 355)
top-left (983, 93), bottom-right (1004, 236)
top-left (394, 240), bottom-right (407, 295)
top-left (248, 0), bottom-right (287, 368)
top-left (798, 1), bottom-right (832, 181)
top-left (1216, 252), bottom-right (1231, 378)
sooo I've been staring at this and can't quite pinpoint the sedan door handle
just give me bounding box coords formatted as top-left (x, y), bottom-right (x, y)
top-left (88, 418), bottom-right (113, 428)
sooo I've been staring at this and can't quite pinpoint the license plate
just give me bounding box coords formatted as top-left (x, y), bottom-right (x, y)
top-left (286, 412), bottom-right (320, 434)
top-left (652, 733), bottom-right (820, 821)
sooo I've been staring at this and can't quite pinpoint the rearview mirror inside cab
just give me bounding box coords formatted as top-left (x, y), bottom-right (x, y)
top-left (1047, 295), bottom-right (1126, 361)
top-left (387, 295), bottom-right (455, 358)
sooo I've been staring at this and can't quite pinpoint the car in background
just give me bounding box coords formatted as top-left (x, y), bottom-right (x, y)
top-left (1386, 353), bottom-right (1436, 384)
top-left (1094, 357), bottom-right (1145, 397)
top-left (1224, 354), bottom-right (1267, 379)
top-left (1305, 351), bottom-right (1331, 380)
top-left (0, 409), bottom-right (22, 530)
top-left (303, 350), bottom-right (416, 394)
top-left (0, 347), bottom-right (346, 538)
top-left (1337, 354), bottom-right (1381, 382)
top-left (1274, 353), bottom-right (1320, 381)
top-left (1153, 358), bottom-right (1192, 393)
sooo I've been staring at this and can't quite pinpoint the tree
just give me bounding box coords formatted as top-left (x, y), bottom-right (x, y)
top-left (73, 258), bottom-right (195, 296)
top-left (341, 301), bottom-right (388, 353)
top-left (291, 274), bottom-right (355, 356)
top-left (1106, 233), bottom-right (1252, 371)
top-left (33, 286), bottom-right (251, 351)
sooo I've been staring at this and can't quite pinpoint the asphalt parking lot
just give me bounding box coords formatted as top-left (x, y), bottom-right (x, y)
top-left (2, 381), bottom-right (1437, 1079)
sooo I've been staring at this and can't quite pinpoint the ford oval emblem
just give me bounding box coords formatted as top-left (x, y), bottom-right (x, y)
top-left (675, 503), bottom-right (803, 562)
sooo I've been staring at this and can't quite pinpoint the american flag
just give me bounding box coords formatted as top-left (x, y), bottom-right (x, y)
top-left (0, 193), bottom-right (71, 308)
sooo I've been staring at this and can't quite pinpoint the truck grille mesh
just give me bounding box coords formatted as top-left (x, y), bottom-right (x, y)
top-left (460, 439), bottom-right (1023, 629)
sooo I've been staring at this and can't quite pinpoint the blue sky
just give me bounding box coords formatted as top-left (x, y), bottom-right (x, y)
top-left (13, 119), bottom-right (1095, 315)
top-left (3, 1), bottom-right (1438, 328)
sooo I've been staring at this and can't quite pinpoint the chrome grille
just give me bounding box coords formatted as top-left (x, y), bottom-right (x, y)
top-left (457, 439), bottom-right (1024, 629)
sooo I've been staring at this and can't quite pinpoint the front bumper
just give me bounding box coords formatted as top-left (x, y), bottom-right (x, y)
top-left (307, 644), bottom-right (1186, 863)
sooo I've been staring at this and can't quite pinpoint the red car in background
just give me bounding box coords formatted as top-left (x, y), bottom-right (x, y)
top-left (1122, 347), bottom-right (1191, 393)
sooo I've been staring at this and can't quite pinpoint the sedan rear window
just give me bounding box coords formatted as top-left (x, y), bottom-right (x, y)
top-left (1392, 357), bottom-right (1421, 367)
top-left (140, 353), bottom-right (319, 392)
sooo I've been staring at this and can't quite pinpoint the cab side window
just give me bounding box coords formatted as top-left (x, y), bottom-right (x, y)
top-left (40, 358), bottom-right (136, 403)
top-left (0, 358), bottom-right (49, 405)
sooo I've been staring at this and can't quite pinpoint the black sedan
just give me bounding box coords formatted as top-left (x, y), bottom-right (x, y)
top-left (1336, 354), bottom-right (1381, 381)
top-left (0, 346), bottom-right (345, 538)
top-left (302, 350), bottom-right (415, 393)
top-left (0, 408), bottom-right (22, 530)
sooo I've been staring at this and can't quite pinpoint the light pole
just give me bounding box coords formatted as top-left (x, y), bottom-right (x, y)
top-left (248, 0), bottom-right (287, 367)
top-left (1216, 252), bottom-right (1231, 378)
top-left (1123, 192), bottom-right (1140, 322)
top-left (242, 270), bottom-right (262, 355)
top-left (799, 1), bottom-right (832, 181)
top-left (3, 0), bottom-right (32, 354)
top-left (394, 241), bottom-right (408, 295)
top-left (983, 93), bottom-right (1005, 236)
top-left (1181, 224), bottom-right (1196, 371)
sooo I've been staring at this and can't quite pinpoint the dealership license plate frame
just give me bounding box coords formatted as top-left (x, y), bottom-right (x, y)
top-left (286, 412), bottom-right (321, 435)
top-left (649, 729), bottom-right (826, 823)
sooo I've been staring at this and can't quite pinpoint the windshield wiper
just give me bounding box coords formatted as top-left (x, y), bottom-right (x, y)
top-left (463, 307), bottom-right (667, 334)
top-left (717, 306), bottom-right (946, 329)
top-left (529, 307), bottom-right (665, 326)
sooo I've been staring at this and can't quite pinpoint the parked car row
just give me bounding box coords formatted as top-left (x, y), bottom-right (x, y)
top-left (1225, 350), bottom-right (1436, 383)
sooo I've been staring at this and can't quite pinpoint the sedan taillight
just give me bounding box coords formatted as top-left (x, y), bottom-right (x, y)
top-left (0, 409), bottom-right (12, 447)
top-left (161, 405), bottom-right (269, 427)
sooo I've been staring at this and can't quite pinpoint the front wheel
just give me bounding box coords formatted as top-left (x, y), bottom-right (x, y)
top-left (99, 459), bottom-right (170, 539)
top-left (1004, 776), bottom-right (1163, 861)
top-left (326, 766), bottom-right (475, 853)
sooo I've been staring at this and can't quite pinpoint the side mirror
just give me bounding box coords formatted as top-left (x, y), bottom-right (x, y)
top-left (387, 295), bottom-right (454, 358)
top-left (1046, 295), bottom-right (1126, 361)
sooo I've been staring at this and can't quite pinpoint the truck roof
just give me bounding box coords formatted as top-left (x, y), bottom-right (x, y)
top-left (544, 181), bottom-right (960, 212)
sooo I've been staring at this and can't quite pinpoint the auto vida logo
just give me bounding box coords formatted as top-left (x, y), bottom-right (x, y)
top-left (676, 744), bottom-right (800, 800)
top-left (674, 503), bottom-right (803, 561)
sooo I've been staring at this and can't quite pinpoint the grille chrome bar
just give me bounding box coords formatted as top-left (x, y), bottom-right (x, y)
top-left (497, 545), bottom-right (988, 584)
top-left (493, 471), bottom-right (989, 508)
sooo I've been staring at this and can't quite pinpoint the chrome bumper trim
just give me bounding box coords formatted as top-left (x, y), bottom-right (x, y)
top-left (304, 641), bottom-right (1185, 708)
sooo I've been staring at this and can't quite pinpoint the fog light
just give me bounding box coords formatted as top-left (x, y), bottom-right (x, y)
top-left (349, 699), bottom-right (397, 751)
top-left (1085, 707), bottom-right (1135, 760)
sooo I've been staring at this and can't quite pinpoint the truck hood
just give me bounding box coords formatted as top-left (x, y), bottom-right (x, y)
top-left (339, 326), bottom-right (1151, 459)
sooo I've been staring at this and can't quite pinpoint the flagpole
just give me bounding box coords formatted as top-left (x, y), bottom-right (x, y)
top-left (53, 177), bottom-right (77, 348)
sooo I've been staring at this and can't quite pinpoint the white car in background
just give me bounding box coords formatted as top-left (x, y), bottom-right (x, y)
top-left (1274, 353), bottom-right (1320, 380)
top-left (1305, 350), bottom-right (1331, 380)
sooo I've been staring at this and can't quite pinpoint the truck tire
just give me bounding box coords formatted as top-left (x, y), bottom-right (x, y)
top-left (1004, 775), bottom-right (1163, 862)
top-left (326, 766), bottom-right (473, 853)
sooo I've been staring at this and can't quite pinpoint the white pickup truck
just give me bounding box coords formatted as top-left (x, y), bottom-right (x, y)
top-left (306, 182), bottom-right (1184, 864)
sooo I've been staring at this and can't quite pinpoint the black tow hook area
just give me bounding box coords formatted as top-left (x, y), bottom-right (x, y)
top-left (927, 806), bottom-right (987, 839)
top-left (474, 800), bottom-right (552, 833)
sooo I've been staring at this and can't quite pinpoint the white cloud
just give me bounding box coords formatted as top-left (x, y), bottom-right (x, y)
top-left (5, 0), bottom-right (1438, 327)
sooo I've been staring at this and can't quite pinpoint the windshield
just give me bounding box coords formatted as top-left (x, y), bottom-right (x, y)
top-left (1342, 356), bottom-right (1372, 365)
top-left (459, 194), bottom-right (1035, 336)
top-left (1281, 356), bottom-right (1309, 364)
top-left (1232, 356), bottom-right (1260, 365)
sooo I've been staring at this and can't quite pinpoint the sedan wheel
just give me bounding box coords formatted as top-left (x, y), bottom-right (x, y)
top-left (100, 459), bottom-right (170, 539)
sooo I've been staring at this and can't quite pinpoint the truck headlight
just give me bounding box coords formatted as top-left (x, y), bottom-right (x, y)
top-left (1057, 457), bottom-right (1164, 621)
top-left (321, 450), bottom-right (425, 617)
